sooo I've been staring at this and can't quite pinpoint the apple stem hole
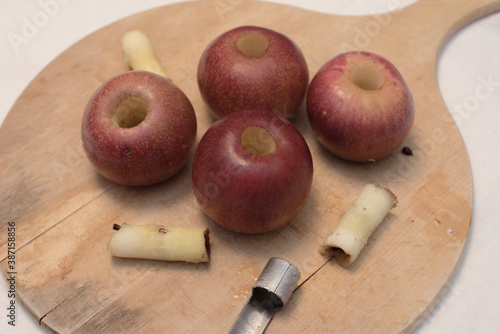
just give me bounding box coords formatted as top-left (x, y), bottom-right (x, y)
top-left (113, 97), bottom-right (148, 128)
top-left (350, 66), bottom-right (384, 91)
top-left (241, 126), bottom-right (276, 156)
top-left (236, 33), bottom-right (269, 57)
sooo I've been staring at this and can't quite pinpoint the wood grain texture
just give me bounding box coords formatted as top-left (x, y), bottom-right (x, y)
top-left (1, 0), bottom-right (499, 332)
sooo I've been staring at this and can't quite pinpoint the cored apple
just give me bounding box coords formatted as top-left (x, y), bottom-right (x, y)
top-left (192, 109), bottom-right (313, 234)
top-left (306, 51), bottom-right (414, 162)
top-left (81, 70), bottom-right (197, 186)
top-left (197, 25), bottom-right (309, 119)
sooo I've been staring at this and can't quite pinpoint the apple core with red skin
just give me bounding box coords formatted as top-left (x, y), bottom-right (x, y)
top-left (306, 51), bottom-right (415, 162)
top-left (81, 70), bottom-right (197, 186)
top-left (192, 109), bottom-right (313, 234)
top-left (197, 25), bottom-right (309, 120)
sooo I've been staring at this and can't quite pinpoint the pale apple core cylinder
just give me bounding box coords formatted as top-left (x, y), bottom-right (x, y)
top-left (121, 30), bottom-right (167, 78)
top-left (320, 184), bottom-right (397, 267)
top-left (107, 224), bottom-right (210, 263)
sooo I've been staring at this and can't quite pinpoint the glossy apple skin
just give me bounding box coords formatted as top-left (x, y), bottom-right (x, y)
top-left (306, 51), bottom-right (414, 162)
top-left (192, 109), bottom-right (313, 234)
top-left (81, 71), bottom-right (197, 186)
top-left (197, 25), bottom-right (309, 119)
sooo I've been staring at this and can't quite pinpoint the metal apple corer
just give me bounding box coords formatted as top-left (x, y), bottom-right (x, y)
top-left (228, 257), bottom-right (301, 334)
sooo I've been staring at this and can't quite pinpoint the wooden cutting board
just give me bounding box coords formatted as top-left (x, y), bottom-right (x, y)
top-left (1, 0), bottom-right (498, 333)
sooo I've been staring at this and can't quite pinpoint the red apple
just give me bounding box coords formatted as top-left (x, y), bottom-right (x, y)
top-left (81, 70), bottom-right (197, 186)
top-left (306, 51), bottom-right (414, 162)
top-left (192, 109), bottom-right (313, 234)
top-left (197, 25), bottom-right (309, 120)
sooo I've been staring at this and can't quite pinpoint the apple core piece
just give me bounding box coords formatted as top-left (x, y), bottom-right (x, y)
top-left (320, 184), bottom-right (398, 267)
top-left (107, 223), bottom-right (210, 263)
top-left (121, 30), bottom-right (167, 78)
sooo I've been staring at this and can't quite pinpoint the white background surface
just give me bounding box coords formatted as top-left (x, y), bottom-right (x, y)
top-left (1, 0), bottom-right (499, 333)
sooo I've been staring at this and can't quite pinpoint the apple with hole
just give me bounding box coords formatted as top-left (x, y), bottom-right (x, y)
top-left (306, 51), bottom-right (414, 162)
top-left (81, 70), bottom-right (197, 186)
top-left (197, 25), bottom-right (309, 120)
top-left (192, 109), bottom-right (313, 234)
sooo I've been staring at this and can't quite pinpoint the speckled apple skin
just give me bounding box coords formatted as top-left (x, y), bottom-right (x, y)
top-left (192, 109), bottom-right (313, 234)
top-left (306, 51), bottom-right (414, 162)
top-left (81, 71), bottom-right (197, 186)
top-left (197, 25), bottom-right (309, 120)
